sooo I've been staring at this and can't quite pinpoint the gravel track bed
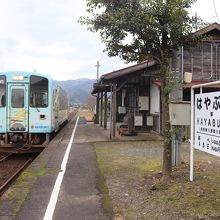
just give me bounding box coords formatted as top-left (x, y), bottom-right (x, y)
top-left (0, 154), bottom-right (35, 187)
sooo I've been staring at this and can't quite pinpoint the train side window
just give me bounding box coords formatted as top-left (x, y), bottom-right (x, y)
top-left (0, 75), bottom-right (6, 107)
top-left (30, 75), bottom-right (48, 107)
top-left (12, 89), bottom-right (24, 108)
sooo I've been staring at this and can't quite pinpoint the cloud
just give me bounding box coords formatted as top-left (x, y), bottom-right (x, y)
top-left (0, 0), bottom-right (219, 81)
top-left (0, 0), bottom-right (107, 80)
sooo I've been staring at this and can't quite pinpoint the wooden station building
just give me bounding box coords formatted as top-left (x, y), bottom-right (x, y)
top-left (92, 23), bottom-right (220, 138)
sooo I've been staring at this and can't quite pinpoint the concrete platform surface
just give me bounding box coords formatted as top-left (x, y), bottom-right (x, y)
top-left (0, 117), bottom-right (162, 220)
top-left (0, 117), bottom-right (110, 220)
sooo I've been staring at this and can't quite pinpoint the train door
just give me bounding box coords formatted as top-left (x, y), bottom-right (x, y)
top-left (7, 84), bottom-right (28, 132)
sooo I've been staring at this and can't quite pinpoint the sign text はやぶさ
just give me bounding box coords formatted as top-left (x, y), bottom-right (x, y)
top-left (195, 91), bottom-right (220, 157)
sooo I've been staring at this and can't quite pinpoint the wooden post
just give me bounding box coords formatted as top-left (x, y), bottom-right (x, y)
top-left (100, 92), bottom-right (103, 127)
top-left (128, 108), bottom-right (132, 134)
top-left (112, 84), bottom-right (117, 137)
top-left (104, 91), bottom-right (107, 130)
top-left (95, 93), bottom-right (100, 124)
top-left (110, 85), bottom-right (113, 139)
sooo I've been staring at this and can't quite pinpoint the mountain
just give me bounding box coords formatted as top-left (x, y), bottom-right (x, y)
top-left (57, 78), bottom-right (95, 104)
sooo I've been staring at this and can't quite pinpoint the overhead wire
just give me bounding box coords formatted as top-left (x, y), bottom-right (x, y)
top-left (191, 1), bottom-right (220, 23)
top-left (99, 50), bottom-right (106, 62)
top-left (212, 0), bottom-right (220, 23)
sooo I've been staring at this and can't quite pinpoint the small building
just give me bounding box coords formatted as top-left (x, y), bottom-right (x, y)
top-left (92, 23), bottom-right (220, 138)
top-left (183, 23), bottom-right (220, 100)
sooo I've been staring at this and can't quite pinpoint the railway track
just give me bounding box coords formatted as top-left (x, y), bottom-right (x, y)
top-left (0, 153), bottom-right (12, 162)
top-left (0, 114), bottom-right (77, 196)
top-left (0, 153), bottom-right (37, 195)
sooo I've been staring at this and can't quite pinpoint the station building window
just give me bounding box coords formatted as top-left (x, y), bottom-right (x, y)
top-left (0, 75), bottom-right (6, 107)
top-left (30, 75), bottom-right (48, 107)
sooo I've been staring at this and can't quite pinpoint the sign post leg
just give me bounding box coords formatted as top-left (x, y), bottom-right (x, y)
top-left (190, 87), bottom-right (194, 181)
top-left (190, 143), bottom-right (194, 181)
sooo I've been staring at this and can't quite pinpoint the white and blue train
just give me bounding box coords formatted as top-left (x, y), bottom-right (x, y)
top-left (0, 71), bottom-right (69, 152)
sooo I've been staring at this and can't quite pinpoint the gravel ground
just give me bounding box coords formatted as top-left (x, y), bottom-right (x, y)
top-left (95, 141), bottom-right (220, 220)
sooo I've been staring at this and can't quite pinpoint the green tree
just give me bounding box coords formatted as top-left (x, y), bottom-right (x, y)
top-left (80, 0), bottom-right (197, 180)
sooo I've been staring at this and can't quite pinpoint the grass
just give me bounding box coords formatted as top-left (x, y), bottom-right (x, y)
top-left (94, 141), bottom-right (220, 219)
top-left (3, 167), bottom-right (57, 215)
top-left (0, 168), bottom-right (46, 215)
top-left (95, 145), bottom-right (113, 217)
top-left (0, 148), bottom-right (61, 218)
top-left (94, 141), bottom-right (163, 176)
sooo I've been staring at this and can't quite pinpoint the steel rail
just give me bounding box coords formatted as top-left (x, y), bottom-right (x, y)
top-left (0, 158), bottom-right (33, 195)
top-left (0, 113), bottom-right (78, 195)
top-left (0, 153), bottom-right (12, 162)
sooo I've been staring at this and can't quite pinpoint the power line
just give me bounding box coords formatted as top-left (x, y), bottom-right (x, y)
top-left (213, 0), bottom-right (220, 23)
top-left (99, 51), bottom-right (106, 62)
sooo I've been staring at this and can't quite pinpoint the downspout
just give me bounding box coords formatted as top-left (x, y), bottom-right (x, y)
top-left (211, 43), bottom-right (213, 79)
top-left (110, 84), bottom-right (113, 139)
top-left (216, 43), bottom-right (218, 79)
top-left (181, 46), bottom-right (184, 83)
top-left (202, 41), bottom-right (204, 79)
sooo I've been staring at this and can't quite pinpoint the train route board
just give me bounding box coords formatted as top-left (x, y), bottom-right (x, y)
top-left (195, 91), bottom-right (220, 157)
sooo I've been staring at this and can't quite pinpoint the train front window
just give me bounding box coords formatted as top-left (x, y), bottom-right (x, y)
top-left (12, 89), bottom-right (24, 108)
top-left (30, 75), bottom-right (48, 107)
top-left (0, 75), bottom-right (6, 107)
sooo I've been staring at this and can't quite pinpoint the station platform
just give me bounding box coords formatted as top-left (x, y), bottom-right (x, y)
top-left (0, 117), bottom-right (162, 220)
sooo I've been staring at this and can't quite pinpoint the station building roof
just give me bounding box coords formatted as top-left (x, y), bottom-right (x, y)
top-left (100, 60), bottom-right (156, 81)
top-left (194, 22), bottom-right (220, 37)
top-left (92, 60), bottom-right (158, 94)
top-left (92, 23), bottom-right (220, 95)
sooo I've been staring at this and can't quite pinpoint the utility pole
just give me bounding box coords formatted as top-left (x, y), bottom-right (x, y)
top-left (192, 12), bottom-right (202, 31)
top-left (193, 12), bottom-right (198, 31)
top-left (95, 60), bottom-right (101, 125)
top-left (95, 61), bottom-right (101, 82)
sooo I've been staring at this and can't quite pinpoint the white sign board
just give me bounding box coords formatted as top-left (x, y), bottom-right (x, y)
top-left (195, 91), bottom-right (220, 157)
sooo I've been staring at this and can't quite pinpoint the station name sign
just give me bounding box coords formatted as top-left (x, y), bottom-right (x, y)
top-left (195, 91), bottom-right (220, 157)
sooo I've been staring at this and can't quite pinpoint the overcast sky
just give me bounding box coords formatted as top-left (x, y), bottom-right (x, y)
top-left (0, 0), bottom-right (219, 81)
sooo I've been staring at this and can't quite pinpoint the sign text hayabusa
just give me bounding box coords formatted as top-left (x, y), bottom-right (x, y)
top-left (195, 91), bottom-right (220, 157)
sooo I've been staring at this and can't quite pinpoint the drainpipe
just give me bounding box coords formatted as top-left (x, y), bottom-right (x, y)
top-left (216, 43), bottom-right (218, 79)
top-left (181, 46), bottom-right (184, 83)
top-left (211, 43), bottom-right (213, 79)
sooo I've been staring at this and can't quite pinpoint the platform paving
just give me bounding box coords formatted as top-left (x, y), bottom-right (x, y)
top-left (0, 117), bottom-right (110, 220)
top-left (0, 117), bottom-right (162, 220)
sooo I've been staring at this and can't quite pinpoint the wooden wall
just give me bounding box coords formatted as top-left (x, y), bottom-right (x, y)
top-left (183, 41), bottom-right (220, 80)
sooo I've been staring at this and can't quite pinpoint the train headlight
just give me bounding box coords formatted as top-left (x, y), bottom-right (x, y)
top-left (12, 75), bottom-right (24, 81)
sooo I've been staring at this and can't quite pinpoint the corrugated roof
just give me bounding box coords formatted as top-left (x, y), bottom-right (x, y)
top-left (183, 80), bottom-right (214, 88)
top-left (151, 80), bottom-right (214, 88)
top-left (101, 60), bottom-right (157, 81)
